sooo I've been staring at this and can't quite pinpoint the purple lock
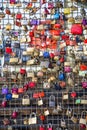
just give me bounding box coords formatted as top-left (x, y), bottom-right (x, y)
top-left (10, 0), bottom-right (15, 4)
top-left (30, 19), bottom-right (38, 25)
top-left (64, 66), bottom-right (71, 73)
top-left (11, 85), bottom-right (18, 94)
top-left (2, 85), bottom-right (8, 95)
top-left (82, 18), bottom-right (87, 26)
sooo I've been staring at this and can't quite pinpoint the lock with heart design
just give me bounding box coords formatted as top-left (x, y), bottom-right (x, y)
top-left (79, 111), bottom-right (86, 128)
top-left (49, 95), bottom-right (55, 107)
top-left (47, 123), bottom-right (53, 130)
top-left (39, 125), bottom-right (45, 130)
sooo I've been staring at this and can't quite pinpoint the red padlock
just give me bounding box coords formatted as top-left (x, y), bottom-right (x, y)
top-left (39, 125), bottom-right (45, 130)
top-left (18, 87), bottom-right (24, 94)
top-left (20, 68), bottom-right (26, 74)
top-left (40, 114), bottom-right (45, 121)
top-left (80, 124), bottom-right (86, 129)
top-left (50, 53), bottom-right (55, 58)
top-left (12, 110), bottom-right (18, 118)
top-left (5, 47), bottom-right (12, 54)
top-left (16, 13), bottom-right (22, 20)
top-left (28, 81), bottom-right (36, 88)
top-left (23, 83), bottom-right (28, 91)
top-left (70, 91), bottom-right (77, 98)
top-left (29, 31), bottom-right (34, 37)
top-left (1, 99), bottom-right (7, 107)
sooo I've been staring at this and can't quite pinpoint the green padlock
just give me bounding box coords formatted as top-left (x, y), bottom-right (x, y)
top-left (75, 99), bottom-right (81, 104)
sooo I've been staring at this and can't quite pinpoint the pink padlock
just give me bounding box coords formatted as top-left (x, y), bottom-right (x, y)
top-left (39, 125), bottom-right (45, 130)
top-left (47, 123), bottom-right (53, 130)
top-left (28, 81), bottom-right (36, 88)
top-left (64, 66), bottom-right (71, 73)
top-left (81, 78), bottom-right (87, 89)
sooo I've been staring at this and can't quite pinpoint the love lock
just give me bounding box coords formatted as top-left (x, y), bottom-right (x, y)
top-left (79, 111), bottom-right (87, 128)
top-left (61, 118), bottom-right (66, 128)
top-left (2, 85), bottom-right (8, 95)
top-left (49, 95), bottom-right (55, 107)
top-left (39, 125), bottom-right (45, 130)
top-left (47, 123), bottom-right (53, 130)
top-left (58, 71), bottom-right (65, 80)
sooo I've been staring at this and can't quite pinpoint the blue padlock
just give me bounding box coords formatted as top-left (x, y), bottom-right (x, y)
top-left (58, 71), bottom-right (65, 80)
top-left (6, 93), bottom-right (12, 100)
top-left (54, 12), bottom-right (60, 19)
top-left (54, 82), bottom-right (61, 90)
top-left (22, 56), bottom-right (30, 62)
top-left (43, 51), bottom-right (50, 58)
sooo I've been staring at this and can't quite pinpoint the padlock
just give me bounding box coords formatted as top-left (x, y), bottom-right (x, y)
top-left (28, 112), bottom-right (37, 125)
top-left (44, 108), bottom-right (50, 116)
top-left (39, 114), bottom-right (45, 121)
top-left (71, 113), bottom-right (78, 123)
top-left (39, 125), bottom-right (45, 130)
top-left (61, 119), bottom-right (66, 128)
top-left (64, 66), bottom-right (71, 73)
top-left (54, 82), bottom-right (61, 90)
top-left (58, 71), bottom-right (65, 80)
top-left (43, 51), bottom-right (50, 58)
top-left (11, 85), bottom-right (18, 94)
top-left (81, 78), bottom-right (87, 89)
top-left (22, 95), bottom-right (30, 105)
top-left (66, 108), bottom-right (72, 117)
top-left (1, 98), bottom-right (7, 107)
top-left (12, 109), bottom-right (18, 118)
top-left (47, 123), bottom-right (53, 130)
top-left (6, 93), bottom-right (12, 100)
top-left (57, 103), bottom-right (62, 112)
top-left (70, 91), bottom-right (77, 99)
top-left (79, 111), bottom-right (86, 128)
top-left (2, 85), bottom-right (8, 95)
top-left (49, 95), bottom-right (55, 107)
top-left (38, 98), bottom-right (43, 106)
top-left (23, 118), bottom-right (28, 125)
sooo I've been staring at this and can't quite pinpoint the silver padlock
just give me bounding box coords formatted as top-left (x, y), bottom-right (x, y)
top-left (49, 95), bottom-right (55, 107)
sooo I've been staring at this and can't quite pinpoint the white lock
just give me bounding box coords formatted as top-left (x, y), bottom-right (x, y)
top-left (44, 109), bottom-right (49, 116)
top-left (38, 99), bottom-right (43, 106)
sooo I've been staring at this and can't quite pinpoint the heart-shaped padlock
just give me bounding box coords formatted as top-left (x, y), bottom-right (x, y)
top-left (1, 98), bottom-right (7, 107)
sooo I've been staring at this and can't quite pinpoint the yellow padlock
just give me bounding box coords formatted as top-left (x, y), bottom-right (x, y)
top-left (6, 23), bottom-right (11, 30)
top-left (64, 8), bottom-right (71, 15)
